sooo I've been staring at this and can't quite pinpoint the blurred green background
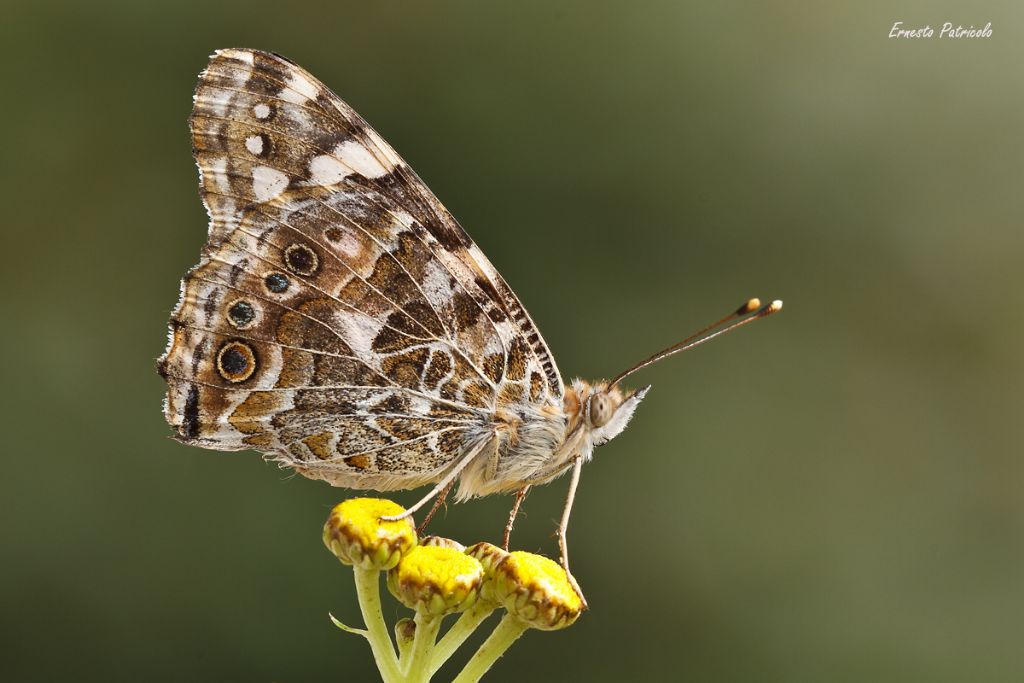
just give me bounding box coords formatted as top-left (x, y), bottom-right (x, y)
top-left (3, 1), bottom-right (1021, 681)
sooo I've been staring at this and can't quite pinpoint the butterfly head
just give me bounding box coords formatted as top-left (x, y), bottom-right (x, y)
top-left (576, 380), bottom-right (651, 447)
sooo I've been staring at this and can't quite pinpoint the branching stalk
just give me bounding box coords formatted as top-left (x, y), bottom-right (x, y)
top-left (429, 602), bottom-right (496, 677)
top-left (451, 613), bottom-right (528, 683)
top-left (353, 567), bottom-right (403, 683)
top-left (403, 613), bottom-right (442, 683)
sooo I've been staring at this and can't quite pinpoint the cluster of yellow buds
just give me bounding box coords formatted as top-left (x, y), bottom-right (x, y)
top-left (323, 498), bottom-right (583, 682)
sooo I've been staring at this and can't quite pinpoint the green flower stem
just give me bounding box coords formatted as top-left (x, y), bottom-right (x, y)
top-left (403, 612), bottom-right (442, 683)
top-left (428, 602), bottom-right (496, 677)
top-left (451, 613), bottom-right (529, 683)
top-left (353, 567), bottom-right (402, 683)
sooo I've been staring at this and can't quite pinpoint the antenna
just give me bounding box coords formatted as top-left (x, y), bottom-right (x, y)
top-left (608, 298), bottom-right (783, 388)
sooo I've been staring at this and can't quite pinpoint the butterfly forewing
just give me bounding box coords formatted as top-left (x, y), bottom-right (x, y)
top-left (159, 49), bottom-right (563, 490)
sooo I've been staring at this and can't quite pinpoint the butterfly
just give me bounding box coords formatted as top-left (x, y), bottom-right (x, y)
top-left (158, 48), bottom-right (781, 605)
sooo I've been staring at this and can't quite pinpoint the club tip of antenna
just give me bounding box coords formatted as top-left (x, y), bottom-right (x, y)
top-left (738, 298), bottom-right (761, 315)
top-left (765, 299), bottom-right (783, 314)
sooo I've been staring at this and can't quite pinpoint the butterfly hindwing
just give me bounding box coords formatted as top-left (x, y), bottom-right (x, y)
top-left (160, 49), bottom-right (563, 489)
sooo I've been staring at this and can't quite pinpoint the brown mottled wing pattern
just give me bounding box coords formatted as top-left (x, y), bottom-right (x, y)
top-left (158, 49), bottom-right (563, 490)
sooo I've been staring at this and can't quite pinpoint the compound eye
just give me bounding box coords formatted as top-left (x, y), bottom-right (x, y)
top-left (589, 394), bottom-right (613, 428)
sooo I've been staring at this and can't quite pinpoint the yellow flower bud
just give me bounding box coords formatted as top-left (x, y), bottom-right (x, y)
top-left (394, 616), bottom-right (416, 661)
top-left (387, 545), bottom-right (483, 617)
top-left (323, 498), bottom-right (417, 571)
top-left (492, 552), bottom-right (582, 630)
top-left (465, 542), bottom-right (510, 605)
top-left (420, 536), bottom-right (466, 552)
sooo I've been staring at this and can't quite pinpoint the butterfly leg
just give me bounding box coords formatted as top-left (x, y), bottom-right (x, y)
top-left (381, 437), bottom-right (491, 523)
top-left (416, 480), bottom-right (454, 535)
top-left (501, 485), bottom-right (531, 550)
top-left (557, 455), bottom-right (588, 610)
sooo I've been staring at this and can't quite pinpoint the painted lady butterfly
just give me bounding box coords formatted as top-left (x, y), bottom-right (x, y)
top-left (158, 49), bottom-right (780, 604)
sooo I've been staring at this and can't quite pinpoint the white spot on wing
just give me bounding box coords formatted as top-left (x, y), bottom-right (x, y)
top-left (310, 140), bottom-right (392, 184)
top-left (336, 139), bottom-right (389, 179)
top-left (253, 103), bottom-right (271, 119)
top-left (280, 70), bottom-right (320, 104)
top-left (252, 165), bottom-right (289, 202)
top-left (245, 135), bottom-right (264, 155)
top-left (279, 89), bottom-right (304, 105)
top-left (309, 154), bottom-right (350, 186)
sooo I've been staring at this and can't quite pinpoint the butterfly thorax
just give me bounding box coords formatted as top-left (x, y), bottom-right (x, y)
top-left (454, 379), bottom-right (648, 500)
